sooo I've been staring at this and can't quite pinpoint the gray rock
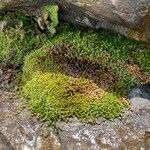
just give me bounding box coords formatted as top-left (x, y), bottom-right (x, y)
top-left (130, 97), bottom-right (150, 111)
top-left (0, 90), bottom-right (61, 150)
top-left (0, 132), bottom-right (14, 150)
top-left (55, 84), bottom-right (150, 150)
top-left (0, 87), bottom-right (150, 150)
top-left (0, 69), bottom-right (3, 76)
top-left (1, 0), bottom-right (150, 43)
top-left (128, 84), bottom-right (150, 110)
top-left (0, 20), bottom-right (9, 31)
top-left (56, 110), bottom-right (150, 150)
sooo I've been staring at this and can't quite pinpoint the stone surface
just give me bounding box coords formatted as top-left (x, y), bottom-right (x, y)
top-left (0, 68), bottom-right (17, 89)
top-left (0, 90), bottom-right (61, 150)
top-left (0, 86), bottom-right (150, 150)
top-left (56, 109), bottom-right (150, 150)
top-left (128, 84), bottom-right (150, 101)
top-left (55, 84), bottom-right (150, 150)
top-left (0, 132), bottom-right (14, 150)
top-left (1, 0), bottom-right (150, 43)
top-left (128, 84), bottom-right (150, 111)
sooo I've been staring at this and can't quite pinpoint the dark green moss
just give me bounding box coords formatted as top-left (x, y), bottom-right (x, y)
top-left (0, 11), bottom-right (49, 67)
top-left (132, 49), bottom-right (150, 74)
top-left (0, 29), bottom-right (48, 66)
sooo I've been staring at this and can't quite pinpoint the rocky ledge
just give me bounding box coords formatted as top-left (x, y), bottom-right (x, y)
top-left (0, 84), bottom-right (150, 150)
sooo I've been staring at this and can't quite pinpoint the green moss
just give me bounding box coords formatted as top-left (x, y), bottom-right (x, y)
top-left (22, 30), bottom-right (142, 96)
top-left (40, 5), bottom-right (59, 35)
top-left (0, 11), bottom-right (49, 67)
top-left (22, 44), bottom-right (60, 82)
top-left (0, 29), bottom-right (48, 66)
top-left (112, 73), bottom-right (138, 96)
top-left (0, 11), bottom-right (35, 28)
top-left (132, 49), bottom-right (150, 74)
top-left (1, 11), bottom-right (149, 124)
top-left (21, 71), bottom-right (124, 123)
top-left (19, 21), bottom-right (150, 123)
top-left (42, 5), bottom-right (59, 28)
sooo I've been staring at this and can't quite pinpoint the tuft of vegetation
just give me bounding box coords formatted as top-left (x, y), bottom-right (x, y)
top-left (0, 29), bottom-right (48, 67)
top-left (37, 4), bottom-right (59, 36)
top-left (132, 49), bottom-right (150, 74)
top-left (22, 71), bottom-right (124, 124)
top-left (20, 22), bottom-right (149, 123)
top-left (0, 11), bottom-right (49, 67)
top-left (22, 23), bottom-right (148, 96)
top-left (42, 5), bottom-right (59, 28)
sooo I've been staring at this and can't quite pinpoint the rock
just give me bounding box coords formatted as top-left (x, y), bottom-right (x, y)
top-left (128, 84), bottom-right (150, 110)
top-left (0, 90), bottom-right (61, 150)
top-left (0, 69), bottom-right (3, 76)
top-left (0, 20), bottom-right (15, 31)
top-left (0, 132), bottom-right (14, 150)
top-left (144, 132), bottom-right (150, 150)
top-left (1, 0), bottom-right (150, 43)
top-left (38, 137), bottom-right (61, 150)
top-left (0, 68), bottom-right (16, 89)
top-left (0, 84), bottom-right (150, 150)
top-left (56, 109), bottom-right (150, 150)
top-left (128, 84), bottom-right (150, 100)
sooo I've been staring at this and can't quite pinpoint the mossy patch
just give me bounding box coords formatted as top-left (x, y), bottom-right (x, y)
top-left (0, 29), bottom-right (48, 67)
top-left (132, 49), bottom-right (150, 74)
top-left (22, 71), bottom-right (124, 124)
top-left (20, 25), bottom-right (150, 123)
top-left (37, 4), bottom-right (59, 36)
top-left (1, 11), bottom-right (150, 124)
top-left (0, 11), bottom-right (49, 67)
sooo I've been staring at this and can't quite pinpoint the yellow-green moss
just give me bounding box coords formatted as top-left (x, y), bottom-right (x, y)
top-left (22, 71), bottom-right (124, 124)
top-left (42, 5), bottom-right (59, 28)
top-left (20, 22), bottom-right (150, 123)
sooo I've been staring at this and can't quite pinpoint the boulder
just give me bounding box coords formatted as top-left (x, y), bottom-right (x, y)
top-left (0, 0), bottom-right (150, 43)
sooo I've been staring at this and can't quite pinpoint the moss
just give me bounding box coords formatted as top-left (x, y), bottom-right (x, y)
top-left (38, 4), bottom-right (59, 35)
top-left (22, 44), bottom-right (59, 82)
top-left (20, 21), bottom-right (150, 123)
top-left (112, 73), bottom-right (138, 96)
top-left (22, 31), bottom-right (142, 96)
top-left (0, 11), bottom-right (35, 28)
top-left (42, 5), bottom-right (59, 28)
top-left (0, 11), bottom-right (49, 67)
top-left (132, 49), bottom-right (150, 74)
top-left (1, 11), bottom-right (149, 124)
top-left (21, 71), bottom-right (124, 124)
top-left (0, 29), bottom-right (48, 66)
